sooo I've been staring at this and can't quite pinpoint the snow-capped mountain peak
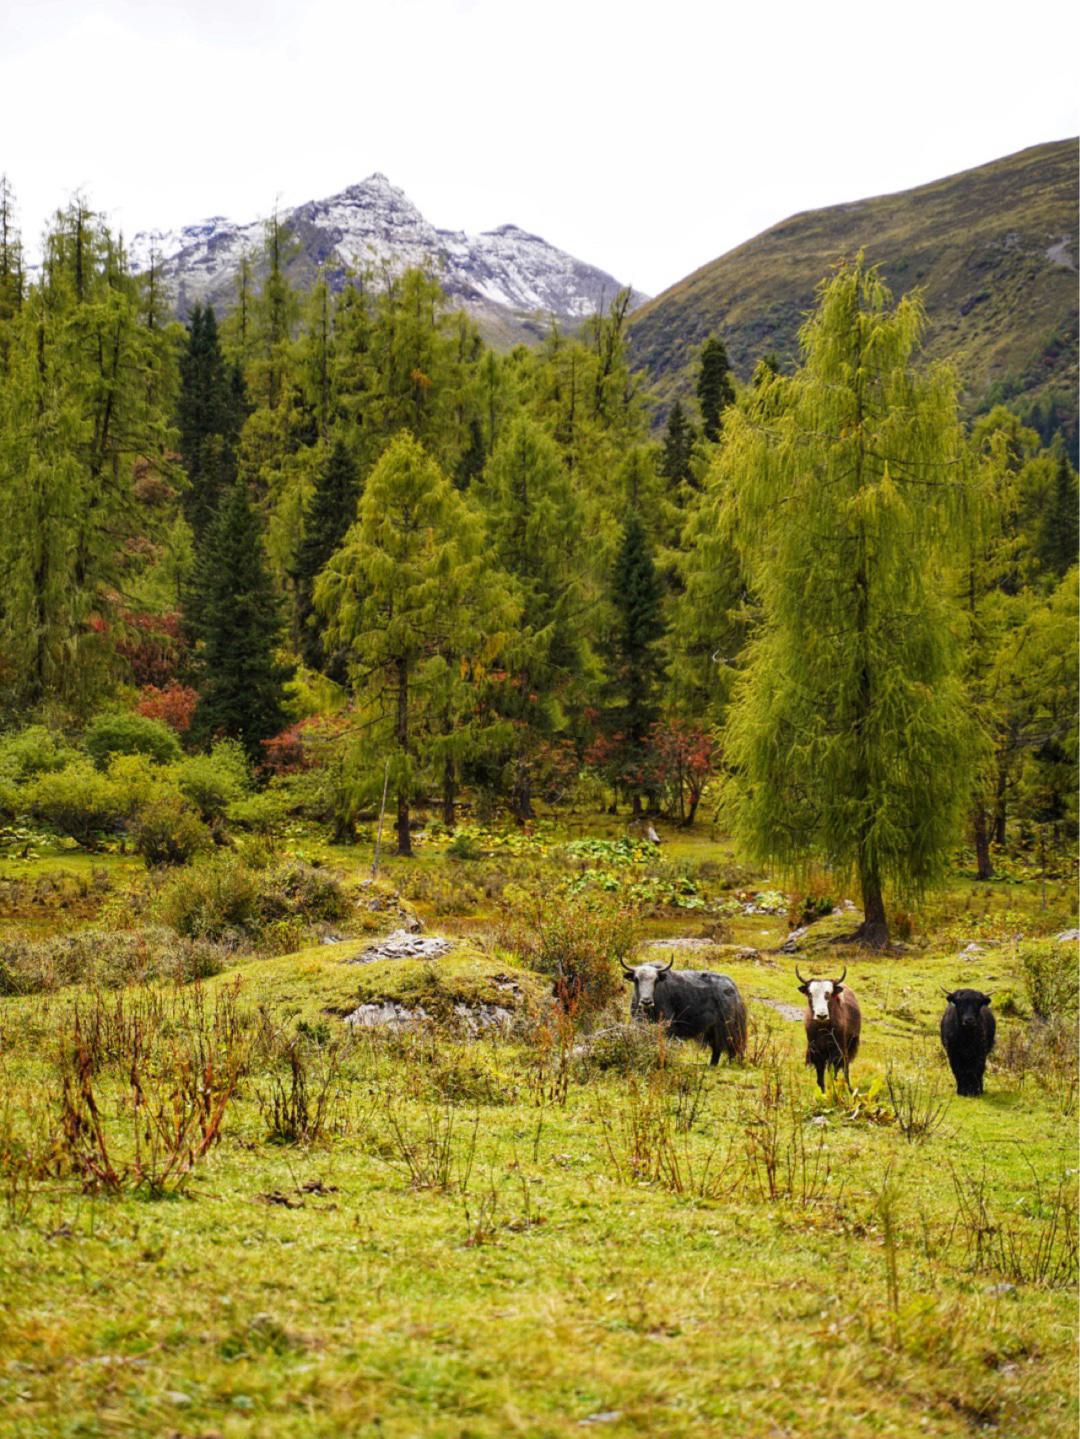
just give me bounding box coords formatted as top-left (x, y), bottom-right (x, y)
top-left (129, 177), bottom-right (646, 342)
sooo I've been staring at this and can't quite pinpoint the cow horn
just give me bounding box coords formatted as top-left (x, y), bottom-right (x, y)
top-left (794, 964), bottom-right (808, 984)
top-left (620, 961), bottom-right (637, 978)
top-left (659, 956), bottom-right (674, 973)
top-left (835, 965), bottom-right (847, 985)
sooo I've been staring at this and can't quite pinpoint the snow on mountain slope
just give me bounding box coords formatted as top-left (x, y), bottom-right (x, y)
top-left (131, 174), bottom-right (646, 339)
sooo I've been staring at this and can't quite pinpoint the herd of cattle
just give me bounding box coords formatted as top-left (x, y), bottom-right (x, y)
top-left (620, 958), bottom-right (997, 1097)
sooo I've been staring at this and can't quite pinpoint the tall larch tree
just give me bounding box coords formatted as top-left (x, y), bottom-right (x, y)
top-left (479, 414), bottom-right (592, 818)
top-left (721, 258), bottom-right (979, 947)
top-left (315, 431), bottom-right (516, 856)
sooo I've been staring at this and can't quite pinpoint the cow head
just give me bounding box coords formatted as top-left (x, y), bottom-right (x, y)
top-left (622, 957), bottom-right (674, 1018)
top-left (796, 965), bottom-right (845, 1023)
top-left (944, 989), bottom-right (992, 1029)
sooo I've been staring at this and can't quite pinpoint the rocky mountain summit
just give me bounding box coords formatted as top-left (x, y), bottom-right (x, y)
top-left (130, 173), bottom-right (647, 344)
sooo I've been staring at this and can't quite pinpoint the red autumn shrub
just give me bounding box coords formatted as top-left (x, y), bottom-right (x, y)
top-left (136, 684), bottom-right (198, 733)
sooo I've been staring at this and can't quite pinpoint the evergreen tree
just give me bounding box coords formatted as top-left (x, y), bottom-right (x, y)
top-left (186, 483), bottom-right (291, 754)
top-left (696, 334), bottom-right (735, 442)
top-left (478, 415), bottom-right (591, 817)
top-left (294, 439), bottom-right (361, 676)
top-left (1035, 452), bottom-right (1079, 579)
top-left (659, 400), bottom-right (695, 491)
top-left (178, 305), bottom-right (245, 538)
top-left (609, 510), bottom-right (667, 814)
top-left (315, 431), bottom-right (516, 855)
top-left (0, 201), bottom-right (173, 712)
top-left (0, 174), bottom-right (23, 369)
top-left (721, 258), bottom-right (978, 946)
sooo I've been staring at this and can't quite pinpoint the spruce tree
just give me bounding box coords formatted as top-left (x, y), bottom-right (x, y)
top-left (294, 439), bottom-right (361, 676)
top-left (721, 258), bottom-right (978, 946)
top-left (660, 399), bottom-right (695, 491)
top-left (609, 510), bottom-right (667, 814)
top-left (696, 335), bottom-right (735, 442)
top-left (178, 305), bottom-right (245, 538)
top-left (1035, 452), bottom-right (1079, 579)
top-left (186, 483), bottom-right (291, 755)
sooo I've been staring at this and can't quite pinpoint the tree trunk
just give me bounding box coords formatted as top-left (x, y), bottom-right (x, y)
top-left (683, 790), bottom-right (701, 828)
top-left (972, 806), bottom-right (994, 881)
top-left (442, 769), bottom-right (456, 831)
top-left (993, 761), bottom-right (1008, 847)
top-left (853, 867), bottom-right (889, 948)
top-left (631, 792), bottom-right (642, 818)
top-left (395, 658), bottom-right (412, 857)
top-left (512, 769), bottom-right (535, 824)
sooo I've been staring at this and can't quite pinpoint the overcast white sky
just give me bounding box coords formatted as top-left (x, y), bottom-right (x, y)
top-left (2, 0), bottom-right (1077, 297)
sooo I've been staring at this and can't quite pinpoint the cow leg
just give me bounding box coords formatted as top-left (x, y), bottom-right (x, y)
top-left (709, 1032), bottom-right (721, 1066)
top-left (814, 1059), bottom-right (826, 1092)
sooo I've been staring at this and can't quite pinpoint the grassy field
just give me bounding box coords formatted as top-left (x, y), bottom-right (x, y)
top-left (0, 818), bottom-right (1076, 1438)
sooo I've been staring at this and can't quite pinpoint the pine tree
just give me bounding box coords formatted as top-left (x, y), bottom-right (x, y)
top-left (721, 258), bottom-right (979, 946)
top-left (294, 439), bottom-right (361, 676)
top-left (315, 431), bottom-right (516, 855)
top-left (178, 305), bottom-right (245, 538)
top-left (186, 483), bottom-right (291, 754)
top-left (696, 335), bottom-right (735, 442)
top-left (1035, 452), bottom-right (1079, 579)
top-left (609, 510), bottom-right (667, 814)
top-left (659, 400), bottom-right (695, 491)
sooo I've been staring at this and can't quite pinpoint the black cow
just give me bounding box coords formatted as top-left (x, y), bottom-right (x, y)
top-left (622, 957), bottom-right (747, 1065)
top-left (940, 989), bottom-right (995, 1096)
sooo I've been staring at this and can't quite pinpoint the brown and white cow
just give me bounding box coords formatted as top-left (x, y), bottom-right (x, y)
top-left (796, 965), bottom-right (862, 1091)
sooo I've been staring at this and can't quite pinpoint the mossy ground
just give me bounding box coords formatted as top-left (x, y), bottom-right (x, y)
top-left (0, 817), bottom-right (1076, 1438)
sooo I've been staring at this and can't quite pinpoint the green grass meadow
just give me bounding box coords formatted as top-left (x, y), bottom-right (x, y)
top-left (0, 821), bottom-right (1076, 1438)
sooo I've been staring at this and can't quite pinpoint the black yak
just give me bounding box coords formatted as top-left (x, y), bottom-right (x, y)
top-left (940, 989), bottom-right (995, 1096)
top-left (796, 965), bottom-right (862, 1090)
top-left (623, 958), bottom-right (747, 1065)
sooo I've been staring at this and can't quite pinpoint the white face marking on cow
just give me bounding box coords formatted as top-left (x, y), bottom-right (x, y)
top-left (806, 980), bottom-right (835, 1022)
top-left (632, 965), bottom-right (663, 1010)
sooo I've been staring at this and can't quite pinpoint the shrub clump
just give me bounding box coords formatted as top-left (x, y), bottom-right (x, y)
top-left (176, 740), bottom-right (252, 821)
top-left (572, 1022), bottom-right (668, 1078)
top-left (157, 854), bottom-right (349, 944)
top-left (25, 763), bottom-right (127, 848)
top-left (1016, 938), bottom-right (1079, 1020)
top-left (157, 854), bottom-right (262, 941)
top-left (131, 794), bottom-right (213, 867)
top-left (84, 710), bottom-right (183, 769)
top-left (500, 892), bottom-right (638, 1019)
top-left (0, 925), bottom-right (228, 994)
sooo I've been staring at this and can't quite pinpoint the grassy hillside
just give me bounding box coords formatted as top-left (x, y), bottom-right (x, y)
top-left (629, 140), bottom-right (1079, 451)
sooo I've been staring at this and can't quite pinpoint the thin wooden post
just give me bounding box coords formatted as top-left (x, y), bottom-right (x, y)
top-left (372, 759), bottom-right (390, 880)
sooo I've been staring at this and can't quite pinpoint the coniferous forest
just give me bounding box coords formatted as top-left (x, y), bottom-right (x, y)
top-left (0, 181), bottom-right (1077, 1438)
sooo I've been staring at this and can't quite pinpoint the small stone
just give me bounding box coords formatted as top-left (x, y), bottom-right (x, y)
top-left (580, 1413), bottom-right (621, 1426)
top-left (164, 1391), bottom-right (192, 1406)
top-left (988, 1282), bottom-right (1017, 1296)
top-left (1055, 929), bottom-right (1079, 944)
